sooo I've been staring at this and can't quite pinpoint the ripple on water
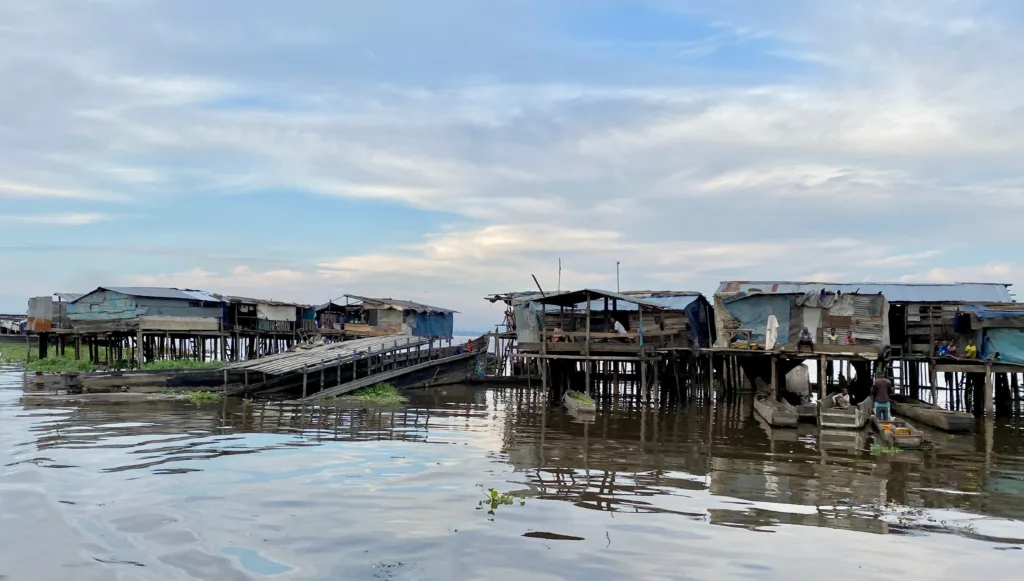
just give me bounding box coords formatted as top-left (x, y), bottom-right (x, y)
top-left (1, 369), bottom-right (1023, 580)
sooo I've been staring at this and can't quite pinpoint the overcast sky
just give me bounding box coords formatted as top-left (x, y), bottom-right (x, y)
top-left (2, 0), bottom-right (1022, 329)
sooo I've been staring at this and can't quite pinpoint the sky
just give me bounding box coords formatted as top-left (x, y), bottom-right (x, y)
top-left (2, 0), bottom-right (1023, 331)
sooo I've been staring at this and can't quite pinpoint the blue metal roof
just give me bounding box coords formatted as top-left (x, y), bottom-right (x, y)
top-left (76, 287), bottom-right (223, 303)
top-left (716, 281), bottom-right (1013, 303)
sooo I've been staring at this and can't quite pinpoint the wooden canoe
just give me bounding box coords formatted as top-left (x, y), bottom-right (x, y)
top-left (871, 415), bottom-right (925, 449)
top-left (889, 395), bottom-right (975, 433)
top-left (818, 427), bottom-right (867, 451)
top-left (818, 395), bottom-right (873, 430)
top-left (563, 390), bottom-right (596, 414)
top-left (753, 394), bottom-right (799, 428)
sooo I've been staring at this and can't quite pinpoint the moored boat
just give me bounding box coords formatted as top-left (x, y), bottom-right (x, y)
top-left (818, 395), bottom-right (873, 430)
top-left (889, 395), bottom-right (975, 433)
top-left (563, 390), bottom-right (596, 414)
top-left (753, 394), bottom-right (799, 428)
top-left (871, 415), bottom-right (925, 449)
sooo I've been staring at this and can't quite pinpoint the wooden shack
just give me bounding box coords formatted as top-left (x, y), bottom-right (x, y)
top-left (67, 287), bottom-right (224, 332)
top-left (220, 295), bottom-right (303, 333)
top-left (344, 295), bottom-right (455, 339)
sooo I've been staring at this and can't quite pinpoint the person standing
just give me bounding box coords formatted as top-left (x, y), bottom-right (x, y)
top-left (872, 376), bottom-right (892, 421)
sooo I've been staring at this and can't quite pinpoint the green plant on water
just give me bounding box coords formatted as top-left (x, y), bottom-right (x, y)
top-left (567, 391), bottom-right (593, 404)
top-left (870, 444), bottom-right (902, 455)
top-left (351, 383), bottom-right (408, 405)
top-left (142, 359), bottom-right (222, 371)
top-left (184, 391), bottom-right (223, 404)
top-left (476, 486), bottom-right (526, 516)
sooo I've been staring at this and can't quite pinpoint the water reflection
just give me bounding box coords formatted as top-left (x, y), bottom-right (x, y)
top-left (2, 367), bottom-right (1024, 580)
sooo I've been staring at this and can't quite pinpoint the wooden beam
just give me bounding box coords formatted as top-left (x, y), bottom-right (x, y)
top-left (936, 363), bottom-right (1023, 374)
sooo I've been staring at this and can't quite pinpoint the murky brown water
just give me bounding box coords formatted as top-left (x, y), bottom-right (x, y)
top-left (2, 366), bottom-right (1023, 580)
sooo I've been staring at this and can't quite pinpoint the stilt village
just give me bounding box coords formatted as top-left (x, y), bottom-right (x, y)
top-left (5, 278), bottom-right (1024, 448)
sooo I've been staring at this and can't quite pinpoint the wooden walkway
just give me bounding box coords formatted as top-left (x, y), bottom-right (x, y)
top-left (226, 334), bottom-right (487, 399)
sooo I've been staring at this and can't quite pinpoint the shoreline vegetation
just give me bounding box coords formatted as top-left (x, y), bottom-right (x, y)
top-left (0, 343), bottom-right (221, 373)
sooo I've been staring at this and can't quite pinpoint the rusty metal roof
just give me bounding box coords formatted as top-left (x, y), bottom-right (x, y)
top-left (716, 281), bottom-right (1013, 303)
top-left (344, 295), bottom-right (457, 314)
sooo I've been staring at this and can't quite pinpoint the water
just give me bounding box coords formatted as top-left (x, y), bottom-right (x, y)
top-left (2, 367), bottom-right (1023, 581)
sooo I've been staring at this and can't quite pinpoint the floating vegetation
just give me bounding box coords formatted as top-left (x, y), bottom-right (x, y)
top-left (870, 444), bottom-right (902, 455)
top-left (350, 383), bottom-right (408, 405)
top-left (184, 391), bottom-right (223, 404)
top-left (477, 486), bottom-right (526, 516)
top-left (566, 391), bottom-right (594, 404)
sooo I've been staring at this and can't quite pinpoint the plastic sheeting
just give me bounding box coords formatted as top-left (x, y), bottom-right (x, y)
top-left (984, 328), bottom-right (1024, 365)
top-left (410, 312), bottom-right (454, 338)
top-left (718, 294), bottom-right (792, 345)
top-left (257, 304), bottom-right (296, 322)
top-left (514, 303), bottom-right (542, 343)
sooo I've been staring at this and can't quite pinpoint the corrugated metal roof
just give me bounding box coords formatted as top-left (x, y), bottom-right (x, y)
top-left (82, 287), bottom-right (224, 303)
top-left (716, 281), bottom-right (1013, 303)
top-left (54, 292), bottom-right (84, 302)
top-left (218, 294), bottom-right (305, 307)
top-left (543, 292), bottom-right (701, 312)
top-left (225, 335), bottom-right (426, 375)
top-left (529, 289), bottom-right (671, 310)
top-left (345, 295), bottom-right (457, 314)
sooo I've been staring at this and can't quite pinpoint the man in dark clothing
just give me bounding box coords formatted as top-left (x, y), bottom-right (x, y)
top-left (872, 377), bottom-right (892, 421)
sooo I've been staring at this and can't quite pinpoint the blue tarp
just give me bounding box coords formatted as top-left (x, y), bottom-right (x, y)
top-left (959, 305), bottom-right (1024, 321)
top-left (683, 298), bottom-right (713, 348)
top-left (985, 328), bottom-right (1024, 365)
top-left (411, 312), bottom-right (454, 338)
top-left (722, 294), bottom-right (792, 343)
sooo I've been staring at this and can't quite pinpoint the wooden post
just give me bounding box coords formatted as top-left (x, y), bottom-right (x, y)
top-left (984, 362), bottom-right (995, 417)
top-left (136, 329), bottom-right (144, 367)
top-left (585, 291), bottom-right (592, 396)
top-left (302, 366), bottom-right (308, 399)
top-left (819, 354), bottom-right (827, 400)
top-left (770, 355), bottom-right (777, 399)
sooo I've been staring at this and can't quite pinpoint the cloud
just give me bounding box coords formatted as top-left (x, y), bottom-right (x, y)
top-left (1, 213), bottom-right (116, 226)
top-left (1, 0), bottom-right (1023, 324)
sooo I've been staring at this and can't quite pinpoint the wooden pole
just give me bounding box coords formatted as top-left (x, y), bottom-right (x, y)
top-left (819, 354), bottom-right (827, 400)
top-left (585, 291), bottom-right (592, 396)
top-left (770, 355), bottom-right (777, 399)
top-left (984, 362), bottom-right (995, 417)
top-left (302, 366), bottom-right (308, 399)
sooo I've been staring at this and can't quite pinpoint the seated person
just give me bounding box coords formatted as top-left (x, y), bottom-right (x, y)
top-left (832, 388), bottom-right (851, 409)
top-left (826, 328), bottom-right (838, 344)
top-left (947, 342), bottom-right (958, 357)
top-left (797, 327), bottom-right (814, 351)
top-left (551, 324), bottom-right (565, 343)
top-left (937, 342), bottom-right (949, 356)
top-left (844, 330), bottom-right (856, 345)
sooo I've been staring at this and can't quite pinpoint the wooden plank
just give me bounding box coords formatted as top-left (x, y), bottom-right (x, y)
top-left (935, 363), bottom-right (1023, 374)
top-left (300, 351), bottom-right (477, 401)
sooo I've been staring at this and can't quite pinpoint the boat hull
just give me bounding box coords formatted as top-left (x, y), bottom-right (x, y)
top-left (818, 396), bottom-right (873, 430)
top-left (890, 396), bottom-right (974, 433)
top-left (871, 415), bottom-right (925, 449)
top-left (563, 390), bottom-right (596, 413)
top-left (753, 395), bottom-right (799, 428)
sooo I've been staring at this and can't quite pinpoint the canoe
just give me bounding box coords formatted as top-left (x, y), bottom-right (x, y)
top-left (889, 395), bottom-right (975, 433)
top-left (871, 415), bottom-right (925, 449)
top-left (795, 398), bottom-right (818, 423)
top-left (563, 390), bottom-right (596, 414)
top-left (818, 395), bottom-right (873, 430)
top-left (818, 427), bottom-right (867, 451)
top-left (753, 394), bottom-right (799, 428)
